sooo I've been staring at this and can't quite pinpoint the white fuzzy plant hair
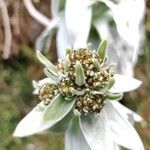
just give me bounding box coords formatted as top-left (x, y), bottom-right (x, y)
top-left (23, 0), bottom-right (145, 76)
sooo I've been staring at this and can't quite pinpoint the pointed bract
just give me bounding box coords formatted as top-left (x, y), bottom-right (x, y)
top-left (106, 92), bottom-right (123, 101)
top-left (43, 68), bottom-right (60, 83)
top-left (75, 61), bottom-right (86, 86)
top-left (92, 58), bottom-right (100, 71)
top-left (100, 77), bottom-right (115, 93)
top-left (38, 78), bottom-right (58, 86)
top-left (66, 48), bottom-right (72, 55)
top-left (36, 50), bottom-right (58, 76)
top-left (63, 59), bottom-right (70, 72)
top-left (32, 80), bottom-right (40, 89)
top-left (97, 40), bottom-right (107, 60)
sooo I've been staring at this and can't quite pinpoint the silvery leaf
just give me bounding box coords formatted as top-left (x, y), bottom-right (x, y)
top-left (99, 0), bottom-right (145, 49)
top-left (32, 81), bottom-right (40, 95)
top-left (36, 50), bottom-right (58, 76)
top-left (95, 0), bottom-right (145, 76)
top-left (110, 101), bottom-right (143, 123)
top-left (65, 116), bottom-right (91, 150)
top-left (56, 12), bottom-right (73, 59)
top-left (92, 58), bottom-right (100, 71)
top-left (49, 110), bottom-right (74, 133)
top-left (104, 101), bottom-right (144, 150)
top-left (65, 0), bottom-right (92, 49)
top-left (38, 78), bottom-right (57, 86)
top-left (94, 11), bottom-right (135, 76)
top-left (42, 94), bottom-right (75, 123)
top-left (43, 68), bottom-right (61, 83)
top-left (109, 74), bottom-right (142, 93)
top-left (113, 143), bottom-right (121, 150)
top-left (51, 0), bottom-right (60, 18)
top-left (13, 101), bottom-right (47, 137)
top-left (32, 80), bottom-right (40, 90)
top-left (97, 40), bottom-right (107, 60)
top-left (80, 109), bottom-right (115, 150)
top-left (99, 77), bottom-right (115, 93)
top-left (106, 92), bottom-right (123, 101)
top-left (63, 59), bottom-right (70, 72)
top-left (75, 61), bottom-right (86, 86)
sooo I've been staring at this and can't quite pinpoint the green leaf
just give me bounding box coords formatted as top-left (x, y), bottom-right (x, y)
top-left (75, 61), bottom-right (86, 86)
top-left (99, 77), bottom-right (115, 93)
top-left (44, 68), bottom-right (61, 83)
top-left (36, 50), bottom-right (58, 76)
top-left (97, 40), bottom-right (107, 60)
top-left (92, 58), bottom-right (100, 71)
top-left (66, 48), bottom-right (72, 55)
top-left (49, 110), bottom-right (74, 133)
top-left (42, 94), bottom-right (75, 124)
top-left (107, 77), bottom-right (115, 89)
top-left (107, 92), bottom-right (123, 101)
top-left (63, 60), bottom-right (70, 72)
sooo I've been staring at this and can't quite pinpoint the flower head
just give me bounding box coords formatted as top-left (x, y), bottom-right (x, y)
top-left (13, 41), bottom-right (144, 150)
top-left (36, 41), bottom-right (119, 115)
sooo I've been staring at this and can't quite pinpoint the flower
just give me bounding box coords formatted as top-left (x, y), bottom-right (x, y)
top-left (13, 41), bottom-right (144, 150)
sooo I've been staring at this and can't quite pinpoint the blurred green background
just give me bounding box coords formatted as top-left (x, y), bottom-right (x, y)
top-left (0, 0), bottom-right (150, 149)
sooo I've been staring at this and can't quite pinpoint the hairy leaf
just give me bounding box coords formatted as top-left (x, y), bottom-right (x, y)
top-left (75, 61), bottom-right (86, 86)
top-left (42, 94), bottom-right (75, 124)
